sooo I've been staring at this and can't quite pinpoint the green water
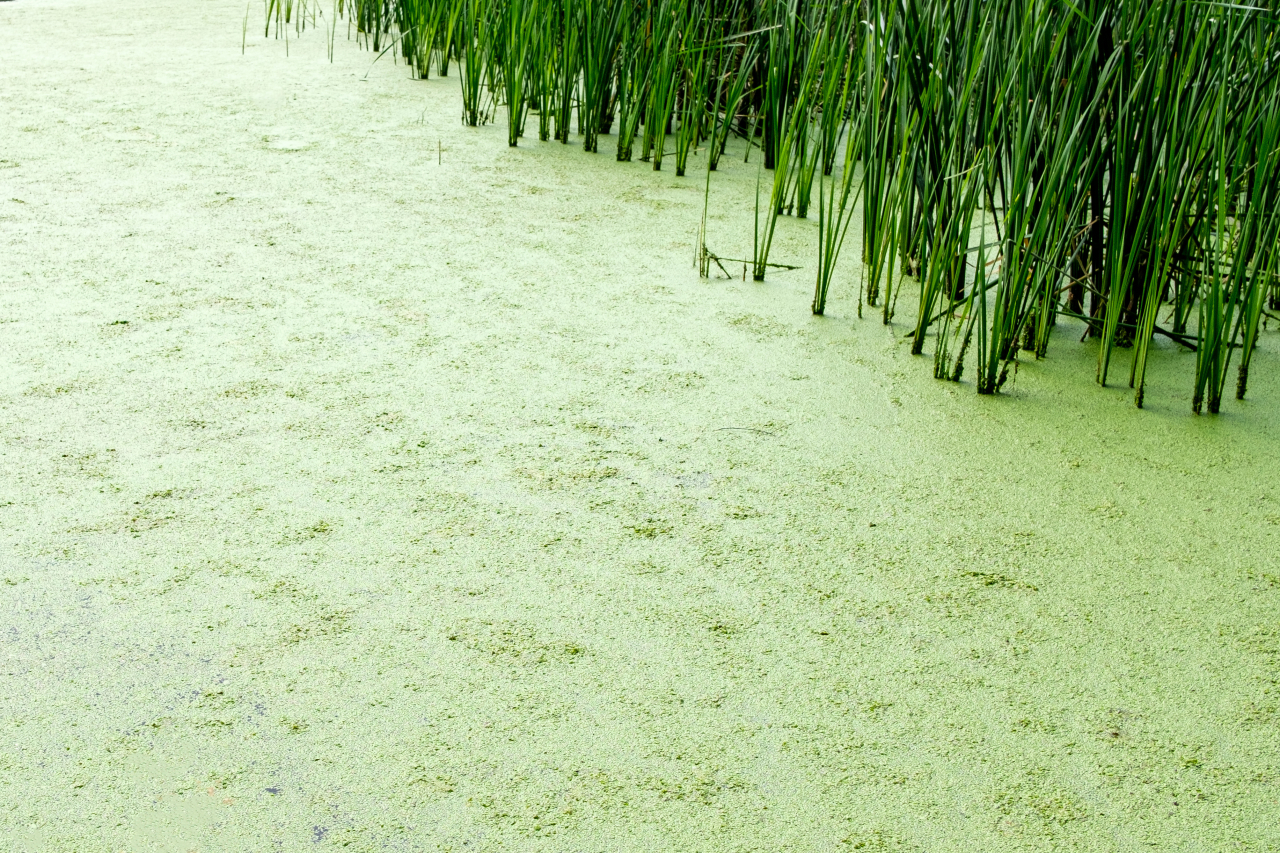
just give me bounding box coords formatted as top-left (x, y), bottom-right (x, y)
top-left (1, 1), bottom-right (1278, 849)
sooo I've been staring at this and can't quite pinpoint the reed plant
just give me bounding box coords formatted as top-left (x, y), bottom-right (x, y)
top-left (613, 6), bottom-right (646, 160)
top-left (288, 0), bottom-right (1280, 413)
top-left (578, 0), bottom-right (623, 153)
top-left (642, 2), bottom-right (684, 170)
top-left (812, 35), bottom-right (863, 316)
top-left (496, 0), bottom-right (532, 145)
top-left (707, 34), bottom-right (755, 171)
top-left (457, 0), bottom-right (491, 126)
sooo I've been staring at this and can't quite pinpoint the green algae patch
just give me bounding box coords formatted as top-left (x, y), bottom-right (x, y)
top-left (1, 1), bottom-right (1279, 850)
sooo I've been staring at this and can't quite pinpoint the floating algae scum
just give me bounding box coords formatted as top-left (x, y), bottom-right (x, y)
top-left (2, 0), bottom-right (1280, 849)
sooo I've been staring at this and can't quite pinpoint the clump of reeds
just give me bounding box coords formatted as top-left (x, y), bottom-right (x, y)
top-left (274, 0), bottom-right (1280, 413)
